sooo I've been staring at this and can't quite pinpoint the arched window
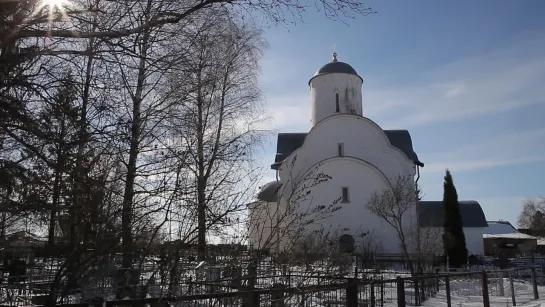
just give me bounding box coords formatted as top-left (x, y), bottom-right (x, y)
top-left (335, 93), bottom-right (340, 112)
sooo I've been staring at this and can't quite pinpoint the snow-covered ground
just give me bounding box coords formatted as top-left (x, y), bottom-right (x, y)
top-left (420, 278), bottom-right (543, 307)
top-left (364, 272), bottom-right (545, 307)
top-left (520, 299), bottom-right (545, 307)
top-left (3, 256), bottom-right (545, 306)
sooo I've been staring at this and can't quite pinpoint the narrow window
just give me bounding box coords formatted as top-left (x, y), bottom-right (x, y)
top-left (342, 187), bottom-right (350, 203)
top-left (335, 93), bottom-right (340, 112)
top-left (337, 143), bottom-right (344, 157)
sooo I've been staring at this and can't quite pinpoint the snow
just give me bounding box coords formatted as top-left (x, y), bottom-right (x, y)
top-left (420, 276), bottom-right (543, 307)
top-left (520, 299), bottom-right (545, 307)
top-left (484, 233), bottom-right (537, 240)
top-left (3, 256), bottom-right (545, 306)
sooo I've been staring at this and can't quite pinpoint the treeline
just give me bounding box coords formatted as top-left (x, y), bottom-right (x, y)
top-left (0, 1), bottom-right (270, 261)
top-left (0, 0), bottom-right (373, 302)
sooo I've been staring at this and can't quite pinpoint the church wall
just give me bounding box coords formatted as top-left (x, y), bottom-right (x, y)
top-left (278, 115), bottom-right (415, 185)
top-left (310, 73), bottom-right (363, 127)
top-left (279, 157), bottom-right (418, 254)
top-left (247, 200), bottom-right (291, 251)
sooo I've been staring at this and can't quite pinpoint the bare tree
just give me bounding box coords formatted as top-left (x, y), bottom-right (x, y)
top-left (354, 228), bottom-right (384, 255)
top-left (247, 156), bottom-right (342, 255)
top-left (162, 10), bottom-right (268, 261)
top-left (366, 174), bottom-right (417, 274)
top-left (3, 0), bottom-right (374, 42)
top-left (518, 197), bottom-right (545, 229)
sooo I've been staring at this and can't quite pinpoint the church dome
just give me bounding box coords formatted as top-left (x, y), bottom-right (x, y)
top-left (309, 52), bottom-right (361, 85)
top-left (315, 61), bottom-right (358, 76)
top-left (256, 181), bottom-right (280, 202)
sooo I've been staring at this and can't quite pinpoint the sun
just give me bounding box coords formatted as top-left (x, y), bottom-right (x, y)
top-left (42, 0), bottom-right (68, 6)
top-left (38, 0), bottom-right (69, 10)
top-left (34, 0), bottom-right (71, 25)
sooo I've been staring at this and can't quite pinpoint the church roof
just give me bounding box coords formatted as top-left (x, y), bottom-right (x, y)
top-left (315, 61), bottom-right (358, 76)
top-left (309, 53), bottom-right (362, 85)
top-left (418, 200), bottom-right (488, 228)
top-left (271, 130), bottom-right (423, 170)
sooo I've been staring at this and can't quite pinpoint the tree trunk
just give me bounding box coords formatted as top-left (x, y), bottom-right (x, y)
top-left (121, 26), bottom-right (150, 271)
top-left (49, 106), bottom-right (68, 246)
top-left (71, 34), bottom-right (96, 247)
top-left (48, 165), bottom-right (62, 245)
top-left (196, 83), bottom-right (206, 261)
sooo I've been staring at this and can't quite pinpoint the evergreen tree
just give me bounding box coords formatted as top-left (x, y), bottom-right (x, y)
top-left (442, 169), bottom-right (468, 267)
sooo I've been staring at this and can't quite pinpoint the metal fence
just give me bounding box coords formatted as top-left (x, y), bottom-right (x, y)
top-left (1, 248), bottom-right (545, 306)
top-left (59, 267), bottom-right (540, 307)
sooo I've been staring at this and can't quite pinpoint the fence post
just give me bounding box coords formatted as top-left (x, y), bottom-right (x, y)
top-left (435, 268), bottom-right (440, 293)
top-left (482, 270), bottom-right (490, 307)
top-left (242, 287), bottom-right (259, 307)
top-left (346, 280), bottom-right (358, 307)
top-left (380, 276), bottom-right (385, 307)
top-left (370, 282), bottom-right (376, 307)
top-left (509, 270), bottom-right (516, 306)
top-left (531, 267), bottom-right (539, 300)
top-left (396, 276), bottom-right (405, 307)
top-left (271, 283), bottom-right (285, 307)
top-left (254, 291), bottom-right (261, 307)
top-left (445, 275), bottom-right (451, 307)
top-left (414, 276), bottom-right (420, 306)
top-left (499, 272), bottom-right (505, 296)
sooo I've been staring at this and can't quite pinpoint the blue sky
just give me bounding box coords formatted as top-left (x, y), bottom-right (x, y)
top-left (254, 0), bottom-right (545, 226)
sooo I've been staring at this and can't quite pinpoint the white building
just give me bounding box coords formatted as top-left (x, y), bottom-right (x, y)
top-left (247, 53), bottom-right (487, 255)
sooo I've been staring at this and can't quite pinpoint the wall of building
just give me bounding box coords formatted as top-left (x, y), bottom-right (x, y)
top-left (265, 115), bottom-right (418, 254)
top-left (420, 226), bottom-right (485, 255)
top-left (483, 238), bottom-right (537, 257)
top-left (310, 73), bottom-right (363, 127)
top-left (278, 156), bottom-right (418, 253)
top-left (247, 200), bottom-right (292, 251)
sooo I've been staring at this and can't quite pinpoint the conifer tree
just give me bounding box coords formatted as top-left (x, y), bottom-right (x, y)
top-left (442, 169), bottom-right (468, 267)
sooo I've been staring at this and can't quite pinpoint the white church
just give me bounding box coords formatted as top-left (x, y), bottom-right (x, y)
top-left (247, 53), bottom-right (488, 255)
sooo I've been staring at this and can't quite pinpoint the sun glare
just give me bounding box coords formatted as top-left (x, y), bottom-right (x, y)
top-left (35, 0), bottom-right (71, 26)
top-left (42, 0), bottom-right (67, 6)
top-left (38, 0), bottom-right (69, 11)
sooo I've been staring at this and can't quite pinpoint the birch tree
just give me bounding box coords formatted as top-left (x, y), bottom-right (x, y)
top-left (162, 11), bottom-right (268, 261)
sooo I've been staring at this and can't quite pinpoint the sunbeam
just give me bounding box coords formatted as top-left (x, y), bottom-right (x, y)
top-left (34, 0), bottom-right (71, 29)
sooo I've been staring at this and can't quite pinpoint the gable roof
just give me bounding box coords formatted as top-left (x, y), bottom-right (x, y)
top-left (418, 200), bottom-right (488, 228)
top-left (271, 130), bottom-right (423, 169)
top-left (485, 221), bottom-right (517, 235)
